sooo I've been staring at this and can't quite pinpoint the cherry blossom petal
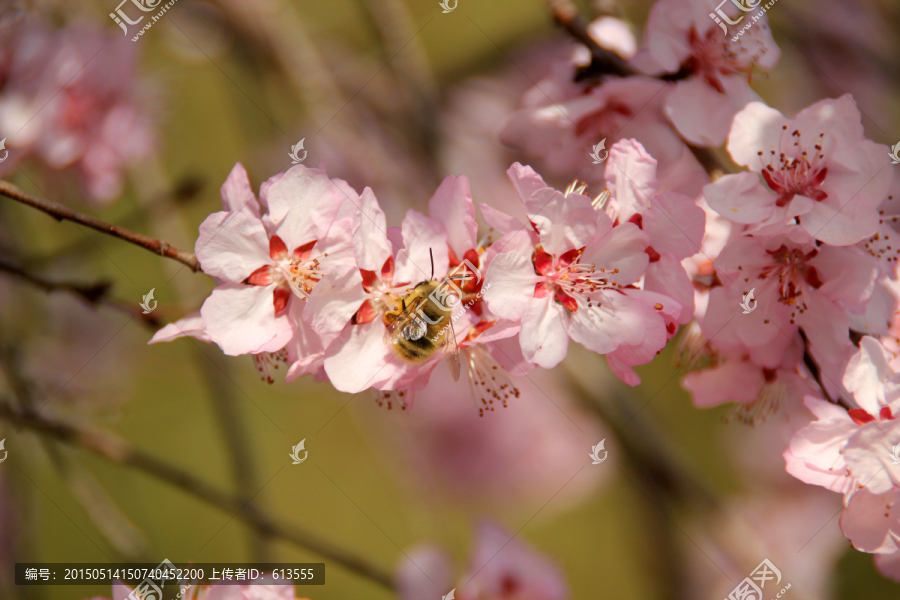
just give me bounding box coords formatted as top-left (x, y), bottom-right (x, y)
top-left (588, 17), bottom-right (637, 59)
top-left (843, 420), bottom-right (900, 495)
top-left (200, 284), bottom-right (292, 356)
top-left (642, 259), bottom-right (694, 323)
top-left (844, 336), bottom-right (896, 413)
top-left (148, 313), bottom-right (211, 344)
top-left (285, 306), bottom-right (334, 383)
top-left (643, 0), bottom-right (693, 72)
top-left (874, 550), bottom-right (900, 582)
top-left (195, 210), bottom-right (271, 283)
top-left (219, 162), bottom-right (260, 217)
top-left (527, 188), bottom-right (598, 257)
top-left (429, 175), bottom-right (478, 257)
top-left (323, 322), bottom-right (400, 393)
top-left (727, 102), bottom-right (792, 170)
top-left (642, 191), bottom-right (705, 259)
top-left (605, 138), bottom-right (660, 221)
top-left (666, 75), bottom-right (756, 147)
top-left (260, 164), bottom-right (341, 250)
top-left (682, 359), bottom-right (764, 408)
top-left (393, 209), bottom-right (449, 284)
top-left (460, 522), bottom-right (567, 600)
top-left (506, 162), bottom-right (549, 203)
top-left (605, 354), bottom-right (641, 386)
top-left (583, 222), bottom-right (650, 287)
top-left (479, 203), bottom-right (524, 235)
top-left (784, 397), bottom-right (856, 495)
top-left (482, 252), bottom-right (540, 322)
top-left (519, 297), bottom-right (569, 368)
top-left (353, 186), bottom-right (393, 271)
top-left (813, 245), bottom-right (879, 307)
top-left (704, 172), bottom-right (777, 224)
top-left (303, 265), bottom-right (366, 336)
top-left (840, 488), bottom-right (900, 554)
top-left (569, 289), bottom-right (655, 357)
top-left (793, 95), bottom-right (865, 156)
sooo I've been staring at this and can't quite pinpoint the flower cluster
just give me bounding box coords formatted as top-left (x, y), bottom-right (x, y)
top-left (492, 0), bottom-right (900, 580)
top-left (146, 0), bottom-right (900, 582)
top-left (153, 153), bottom-right (689, 412)
top-left (681, 95), bottom-right (898, 576)
top-left (0, 21), bottom-right (155, 202)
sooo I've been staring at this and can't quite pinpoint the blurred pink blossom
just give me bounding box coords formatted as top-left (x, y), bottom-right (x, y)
top-left (635, 0), bottom-right (780, 146)
top-left (0, 22), bottom-right (156, 203)
top-left (398, 521), bottom-right (568, 600)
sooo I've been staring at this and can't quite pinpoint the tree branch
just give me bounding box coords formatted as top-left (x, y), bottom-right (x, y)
top-left (0, 180), bottom-right (201, 273)
top-left (0, 257), bottom-right (163, 329)
top-left (0, 404), bottom-right (395, 591)
top-left (545, 0), bottom-right (634, 77)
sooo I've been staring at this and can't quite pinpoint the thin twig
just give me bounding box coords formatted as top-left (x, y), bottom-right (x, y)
top-left (545, 0), bottom-right (633, 77)
top-left (0, 180), bottom-right (201, 273)
top-left (0, 404), bottom-right (396, 591)
top-left (0, 257), bottom-right (162, 329)
top-left (544, 0), bottom-right (731, 182)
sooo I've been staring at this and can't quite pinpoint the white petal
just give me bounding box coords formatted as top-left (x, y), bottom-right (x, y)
top-left (200, 284), bottom-right (292, 356)
top-left (195, 210), bottom-right (271, 283)
top-left (482, 251), bottom-right (539, 322)
top-left (519, 297), bottom-right (569, 368)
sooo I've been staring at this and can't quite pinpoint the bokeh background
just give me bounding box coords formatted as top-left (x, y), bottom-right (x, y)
top-left (1, 0), bottom-right (900, 599)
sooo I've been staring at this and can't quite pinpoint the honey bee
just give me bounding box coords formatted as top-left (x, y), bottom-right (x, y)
top-left (383, 278), bottom-right (462, 382)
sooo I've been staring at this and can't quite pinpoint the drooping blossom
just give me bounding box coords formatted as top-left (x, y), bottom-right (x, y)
top-left (0, 22), bottom-right (156, 202)
top-left (482, 162), bottom-right (681, 384)
top-left (699, 233), bottom-right (881, 398)
top-left (681, 335), bottom-right (817, 423)
top-left (704, 95), bottom-right (893, 246)
top-left (840, 488), bottom-right (900, 581)
top-left (785, 336), bottom-right (900, 499)
top-left (634, 0), bottom-right (780, 146)
top-left (397, 521), bottom-right (568, 600)
top-left (499, 15), bottom-right (707, 197)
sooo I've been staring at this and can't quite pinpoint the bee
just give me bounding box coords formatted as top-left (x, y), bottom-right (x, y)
top-left (383, 253), bottom-right (466, 381)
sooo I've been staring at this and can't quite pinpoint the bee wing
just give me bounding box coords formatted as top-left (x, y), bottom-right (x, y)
top-left (445, 315), bottom-right (461, 382)
top-left (383, 295), bottom-right (426, 345)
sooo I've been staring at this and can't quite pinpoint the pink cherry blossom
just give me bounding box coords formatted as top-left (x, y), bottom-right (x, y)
top-left (699, 234), bottom-right (881, 397)
top-left (681, 337), bottom-right (816, 423)
top-left (602, 138), bottom-right (706, 325)
top-left (482, 163), bottom-right (680, 384)
top-left (397, 522), bottom-right (568, 600)
top-left (0, 23), bottom-right (156, 203)
top-left (840, 488), bottom-right (900, 560)
top-left (500, 69), bottom-right (707, 196)
top-left (705, 96), bottom-right (894, 245)
top-left (152, 162), bottom-right (353, 358)
top-left (317, 175), bottom-right (488, 408)
top-left (785, 336), bottom-right (900, 499)
top-left (635, 0), bottom-right (780, 146)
